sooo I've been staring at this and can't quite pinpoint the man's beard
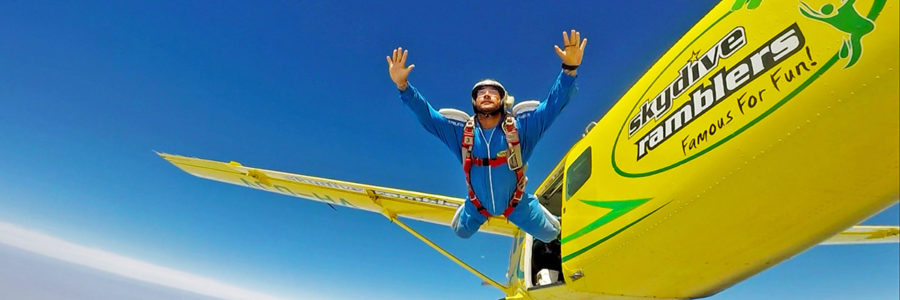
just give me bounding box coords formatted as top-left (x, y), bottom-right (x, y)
top-left (473, 103), bottom-right (503, 117)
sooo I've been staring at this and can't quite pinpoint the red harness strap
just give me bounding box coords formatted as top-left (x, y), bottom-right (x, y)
top-left (472, 156), bottom-right (507, 167)
top-left (461, 120), bottom-right (491, 218)
top-left (460, 115), bottom-right (527, 219)
top-left (502, 169), bottom-right (526, 217)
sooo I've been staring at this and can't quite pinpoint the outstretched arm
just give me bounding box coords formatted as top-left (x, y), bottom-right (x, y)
top-left (386, 47), bottom-right (464, 159)
top-left (518, 30), bottom-right (585, 156)
top-left (386, 47), bottom-right (415, 91)
top-left (554, 29), bottom-right (587, 76)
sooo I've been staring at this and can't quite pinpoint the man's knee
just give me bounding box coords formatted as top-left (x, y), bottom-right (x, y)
top-left (453, 224), bottom-right (476, 239)
top-left (508, 199), bottom-right (560, 242)
top-left (451, 203), bottom-right (486, 239)
top-left (532, 226), bottom-right (560, 243)
top-left (540, 204), bottom-right (561, 231)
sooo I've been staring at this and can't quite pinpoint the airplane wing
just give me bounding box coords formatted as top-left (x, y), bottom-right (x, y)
top-left (821, 225), bottom-right (900, 245)
top-left (159, 153), bottom-right (519, 236)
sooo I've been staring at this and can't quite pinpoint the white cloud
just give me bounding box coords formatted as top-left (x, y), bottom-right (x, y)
top-left (0, 221), bottom-right (294, 300)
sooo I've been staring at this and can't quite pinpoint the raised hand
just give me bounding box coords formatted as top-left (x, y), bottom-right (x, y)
top-left (554, 29), bottom-right (587, 75)
top-left (386, 47), bottom-right (415, 91)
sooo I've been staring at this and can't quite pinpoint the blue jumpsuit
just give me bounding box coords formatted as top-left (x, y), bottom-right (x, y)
top-left (399, 71), bottom-right (577, 242)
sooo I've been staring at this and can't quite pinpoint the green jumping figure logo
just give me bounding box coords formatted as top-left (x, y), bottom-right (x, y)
top-left (732, 0), bottom-right (763, 10)
top-left (799, 0), bottom-right (875, 68)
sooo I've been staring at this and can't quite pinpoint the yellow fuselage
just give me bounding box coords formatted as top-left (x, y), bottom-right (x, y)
top-left (513, 1), bottom-right (898, 299)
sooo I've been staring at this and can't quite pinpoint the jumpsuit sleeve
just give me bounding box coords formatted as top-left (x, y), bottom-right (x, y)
top-left (399, 84), bottom-right (465, 161)
top-left (518, 71), bottom-right (578, 153)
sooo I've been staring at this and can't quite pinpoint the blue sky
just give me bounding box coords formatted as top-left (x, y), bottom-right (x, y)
top-left (0, 1), bottom-right (896, 299)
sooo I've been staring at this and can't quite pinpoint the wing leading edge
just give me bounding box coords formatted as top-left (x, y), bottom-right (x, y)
top-left (159, 153), bottom-right (519, 236)
top-left (821, 225), bottom-right (900, 245)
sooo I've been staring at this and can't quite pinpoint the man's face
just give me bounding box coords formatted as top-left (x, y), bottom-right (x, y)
top-left (474, 86), bottom-right (501, 113)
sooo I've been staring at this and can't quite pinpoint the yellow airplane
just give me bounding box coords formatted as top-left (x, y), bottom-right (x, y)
top-left (161, 0), bottom-right (898, 299)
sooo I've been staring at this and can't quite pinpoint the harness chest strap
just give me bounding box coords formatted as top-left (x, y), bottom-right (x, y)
top-left (461, 115), bottom-right (527, 219)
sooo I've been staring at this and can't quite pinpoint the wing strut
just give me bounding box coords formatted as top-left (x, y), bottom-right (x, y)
top-left (367, 190), bottom-right (513, 294)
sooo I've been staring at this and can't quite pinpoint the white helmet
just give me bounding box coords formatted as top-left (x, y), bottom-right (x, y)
top-left (471, 79), bottom-right (507, 102)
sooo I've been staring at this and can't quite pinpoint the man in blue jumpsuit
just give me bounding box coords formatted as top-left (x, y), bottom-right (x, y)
top-left (386, 30), bottom-right (587, 242)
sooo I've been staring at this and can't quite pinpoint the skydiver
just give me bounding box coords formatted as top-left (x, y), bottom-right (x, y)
top-left (386, 30), bottom-right (586, 242)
